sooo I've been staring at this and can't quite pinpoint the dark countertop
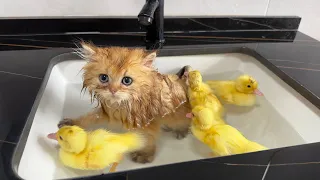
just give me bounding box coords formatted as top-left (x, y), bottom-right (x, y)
top-left (0, 17), bottom-right (320, 180)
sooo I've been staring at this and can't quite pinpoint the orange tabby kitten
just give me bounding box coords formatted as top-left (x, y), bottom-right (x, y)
top-left (58, 42), bottom-right (192, 163)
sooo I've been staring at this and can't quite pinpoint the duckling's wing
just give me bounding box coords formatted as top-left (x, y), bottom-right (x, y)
top-left (204, 133), bottom-right (232, 156)
top-left (218, 125), bottom-right (250, 153)
top-left (88, 130), bottom-right (128, 154)
top-left (220, 94), bottom-right (234, 103)
top-left (88, 133), bottom-right (124, 165)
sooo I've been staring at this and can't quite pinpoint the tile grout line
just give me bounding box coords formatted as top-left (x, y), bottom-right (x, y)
top-left (264, 0), bottom-right (271, 16)
top-left (261, 149), bottom-right (283, 180)
top-left (0, 70), bottom-right (42, 79)
top-left (261, 161), bottom-right (271, 180)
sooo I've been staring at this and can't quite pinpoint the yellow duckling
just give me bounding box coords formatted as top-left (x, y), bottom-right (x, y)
top-left (186, 70), bottom-right (225, 128)
top-left (188, 106), bottom-right (267, 157)
top-left (206, 74), bottom-right (264, 106)
top-left (47, 126), bottom-right (146, 172)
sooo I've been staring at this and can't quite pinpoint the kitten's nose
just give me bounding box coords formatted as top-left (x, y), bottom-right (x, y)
top-left (109, 87), bottom-right (118, 95)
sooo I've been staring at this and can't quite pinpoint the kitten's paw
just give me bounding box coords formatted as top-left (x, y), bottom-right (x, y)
top-left (130, 150), bottom-right (155, 164)
top-left (173, 128), bottom-right (190, 140)
top-left (176, 65), bottom-right (193, 79)
top-left (58, 118), bottom-right (75, 128)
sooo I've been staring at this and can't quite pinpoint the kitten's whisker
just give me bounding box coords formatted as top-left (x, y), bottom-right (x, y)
top-left (73, 37), bottom-right (84, 45)
top-left (73, 46), bottom-right (86, 59)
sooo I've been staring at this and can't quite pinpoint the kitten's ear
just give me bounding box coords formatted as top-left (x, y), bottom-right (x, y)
top-left (142, 51), bottom-right (157, 68)
top-left (80, 42), bottom-right (96, 58)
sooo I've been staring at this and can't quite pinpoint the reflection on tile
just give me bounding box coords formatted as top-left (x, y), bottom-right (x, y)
top-left (257, 42), bottom-right (320, 65)
top-left (277, 67), bottom-right (320, 98)
top-left (0, 30), bottom-right (298, 51)
top-left (269, 143), bottom-right (320, 164)
top-left (0, 72), bottom-right (42, 143)
top-left (265, 164), bottom-right (320, 180)
top-left (294, 32), bottom-right (319, 43)
top-left (178, 17), bottom-right (301, 31)
top-left (202, 149), bottom-right (277, 165)
top-left (187, 18), bottom-right (219, 30)
top-left (128, 160), bottom-right (267, 180)
top-left (270, 59), bottom-right (320, 66)
top-left (165, 31), bottom-right (297, 42)
top-left (0, 48), bottom-right (72, 78)
top-left (0, 17), bottom-right (300, 35)
top-left (270, 59), bottom-right (320, 70)
top-left (278, 66), bottom-right (320, 72)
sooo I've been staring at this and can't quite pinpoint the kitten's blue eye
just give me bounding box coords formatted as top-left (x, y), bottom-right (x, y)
top-left (99, 74), bottom-right (109, 83)
top-left (122, 76), bottom-right (133, 86)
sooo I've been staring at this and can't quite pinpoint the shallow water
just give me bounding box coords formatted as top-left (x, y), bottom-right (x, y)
top-left (17, 53), bottom-right (315, 180)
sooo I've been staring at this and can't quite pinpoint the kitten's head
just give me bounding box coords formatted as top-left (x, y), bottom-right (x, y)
top-left (80, 42), bottom-right (159, 107)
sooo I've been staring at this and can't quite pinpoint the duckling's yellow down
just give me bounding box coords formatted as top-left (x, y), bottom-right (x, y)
top-left (187, 70), bottom-right (225, 127)
top-left (206, 74), bottom-right (263, 106)
top-left (186, 71), bottom-right (267, 156)
top-left (191, 122), bottom-right (267, 156)
top-left (48, 126), bottom-right (146, 171)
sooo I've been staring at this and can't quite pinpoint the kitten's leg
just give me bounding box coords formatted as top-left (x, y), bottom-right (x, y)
top-left (58, 108), bottom-right (107, 129)
top-left (163, 104), bottom-right (192, 140)
top-left (130, 121), bottom-right (160, 164)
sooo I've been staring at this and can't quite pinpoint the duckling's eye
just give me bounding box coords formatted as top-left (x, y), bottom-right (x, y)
top-left (247, 85), bottom-right (251, 88)
top-left (122, 76), bottom-right (133, 86)
top-left (99, 74), bottom-right (109, 83)
top-left (59, 136), bottom-right (63, 140)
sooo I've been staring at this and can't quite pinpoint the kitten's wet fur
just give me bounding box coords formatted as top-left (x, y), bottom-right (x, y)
top-left (58, 43), bottom-right (192, 163)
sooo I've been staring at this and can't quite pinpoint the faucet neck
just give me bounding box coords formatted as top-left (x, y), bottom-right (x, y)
top-left (139, 0), bottom-right (165, 50)
top-left (146, 0), bottom-right (164, 50)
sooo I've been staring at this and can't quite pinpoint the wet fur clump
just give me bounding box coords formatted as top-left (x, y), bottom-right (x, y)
top-left (59, 42), bottom-right (192, 163)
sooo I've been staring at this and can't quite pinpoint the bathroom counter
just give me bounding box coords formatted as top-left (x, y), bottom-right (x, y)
top-left (0, 17), bottom-right (319, 180)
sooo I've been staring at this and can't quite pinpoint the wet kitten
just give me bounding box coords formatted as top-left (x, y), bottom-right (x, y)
top-left (58, 43), bottom-right (192, 163)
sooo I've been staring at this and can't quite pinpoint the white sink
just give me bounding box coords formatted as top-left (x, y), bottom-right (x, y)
top-left (13, 51), bottom-right (320, 180)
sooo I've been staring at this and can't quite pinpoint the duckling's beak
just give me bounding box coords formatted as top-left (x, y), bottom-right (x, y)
top-left (47, 133), bottom-right (57, 140)
top-left (253, 89), bottom-right (264, 96)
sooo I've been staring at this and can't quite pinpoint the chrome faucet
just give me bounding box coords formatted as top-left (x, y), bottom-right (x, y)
top-left (138, 0), bottom-right (165, 50)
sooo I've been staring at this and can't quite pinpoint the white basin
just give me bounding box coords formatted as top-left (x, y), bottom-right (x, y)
top-left (14, 51), bottom-right (320, 180)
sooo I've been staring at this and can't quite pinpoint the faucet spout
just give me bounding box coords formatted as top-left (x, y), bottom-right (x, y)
top-left (138, 0), bottom-right (159, 26)
top-left (138, 0), bottom-right (165, 50)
